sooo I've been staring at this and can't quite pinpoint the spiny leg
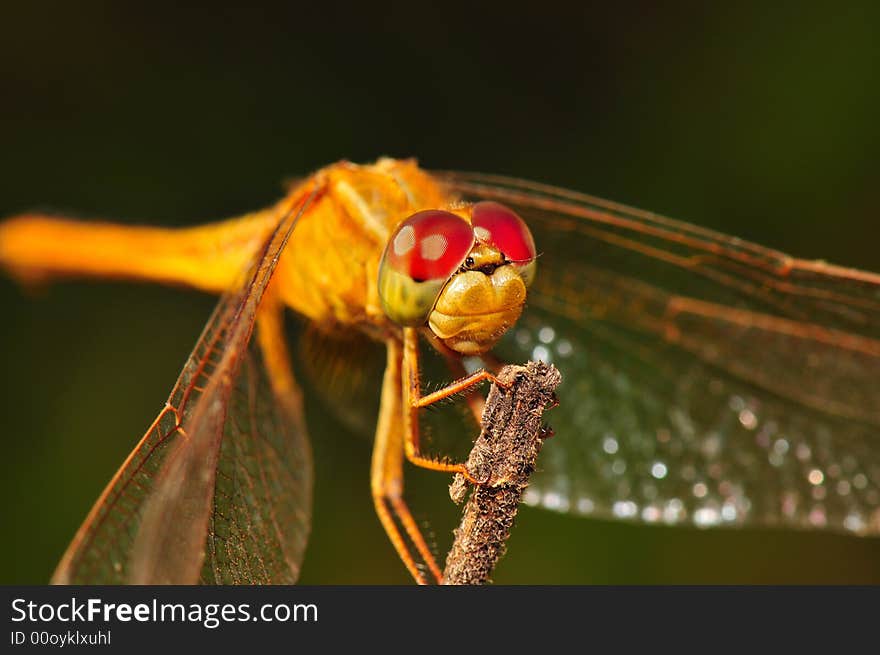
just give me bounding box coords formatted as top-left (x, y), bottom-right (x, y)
top-left (402, 327), bottom-right (507, 482)
top-left (421, 329), bottom-right (488, 426)
top-left (371, 338), bottom-right (443, 584)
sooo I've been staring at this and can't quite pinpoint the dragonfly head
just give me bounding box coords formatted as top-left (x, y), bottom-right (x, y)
top-left (378, 202), bottom-right (536, 355)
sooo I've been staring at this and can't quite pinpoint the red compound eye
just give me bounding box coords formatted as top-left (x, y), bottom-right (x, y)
top-left (384, 210), bottom-right (474, 282)
top-left (471, 202), bottom-right (536, 263)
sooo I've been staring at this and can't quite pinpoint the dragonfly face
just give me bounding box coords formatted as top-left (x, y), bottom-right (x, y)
top-left (378, 201), bottom-right (537, 354)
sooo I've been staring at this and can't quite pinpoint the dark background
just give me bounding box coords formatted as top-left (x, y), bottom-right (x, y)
top-left (2, 2), bottom-right (879, 584)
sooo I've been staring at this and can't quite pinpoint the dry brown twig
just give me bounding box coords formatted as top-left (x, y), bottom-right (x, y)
top-left (443, 361), bottom-right (562, 585)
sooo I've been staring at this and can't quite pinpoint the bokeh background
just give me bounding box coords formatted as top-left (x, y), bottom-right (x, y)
top-left (2, 2), bottom-right (879, 584)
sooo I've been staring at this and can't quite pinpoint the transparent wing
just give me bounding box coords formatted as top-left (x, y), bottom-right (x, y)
top-left (198, 308), bottom-right (313, 584)
top-left (440, 171), bottom-right (880, 536)
top-left (52, 187), bottom-right (318, 584)
top-left (295, 323), bottom-right (385, 440)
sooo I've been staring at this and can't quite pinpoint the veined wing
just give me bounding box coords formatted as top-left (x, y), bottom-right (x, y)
top-left (52, 187), bottom-right (318, 584)
top-left (440, 171), bottom-right (880, 535)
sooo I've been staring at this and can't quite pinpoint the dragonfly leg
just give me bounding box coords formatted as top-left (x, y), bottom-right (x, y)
top-left (402, 327), bottom-right (506, 484)
top-left (422, 329), bottom-right (489, 426)
top-left (371, 338), bottom-right (444, 584)
top-left (255, 293), bottom-right (304, 408)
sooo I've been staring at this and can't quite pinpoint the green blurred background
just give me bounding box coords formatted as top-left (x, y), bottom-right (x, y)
top-left (2, 2), bottom-right (879, 584)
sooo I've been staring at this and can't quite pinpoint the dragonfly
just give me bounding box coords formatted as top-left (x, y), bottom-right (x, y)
top-left (1, 158), bottom-right (878, 584)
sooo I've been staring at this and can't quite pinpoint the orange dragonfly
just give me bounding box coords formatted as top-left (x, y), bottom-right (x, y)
top-left (1, 158), bottom-right (878, 584)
